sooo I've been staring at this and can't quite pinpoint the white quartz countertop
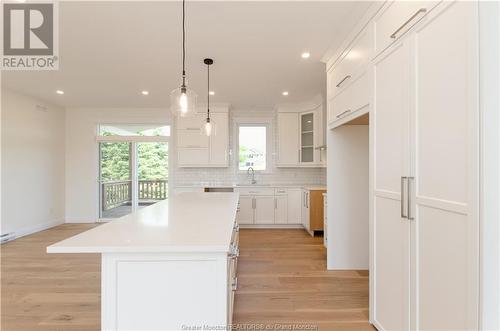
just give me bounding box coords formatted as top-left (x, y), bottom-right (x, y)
top-left (47, 192), bottom-right (239, 254)
top-left (180, 184), bottom-right (327, 190)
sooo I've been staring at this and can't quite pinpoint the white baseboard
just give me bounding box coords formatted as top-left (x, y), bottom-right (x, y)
top-left (13, 219), bottom-right (65, 240)
top-left (65, 218), bottom-right (96, 224)
top-left (240, 224), bottom-right (305, 229)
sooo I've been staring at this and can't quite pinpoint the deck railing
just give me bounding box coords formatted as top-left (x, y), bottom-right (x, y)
top-left (102, 179), bottom-right (168, 211)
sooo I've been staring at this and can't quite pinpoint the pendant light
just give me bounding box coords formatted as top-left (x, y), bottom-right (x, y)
top-left (170, 0), bottom-right (197, 117)
top-left (202, 58), bottom-right (215, 136)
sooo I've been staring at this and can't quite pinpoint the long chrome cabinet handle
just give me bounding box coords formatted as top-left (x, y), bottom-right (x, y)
top-left (390, 8), bottom-right (427, 39)
top-left (336, 109), bottom-right (352, 119)
top-left (408, 177), bottom-right (415, 220)
top-left (401, 177), bottom-right (408, 219)
top-left (336, 75), bottom-right (351, 88)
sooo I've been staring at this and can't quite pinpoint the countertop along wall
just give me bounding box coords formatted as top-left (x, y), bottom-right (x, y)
top-left (171, 108), bottom-right (326, 188)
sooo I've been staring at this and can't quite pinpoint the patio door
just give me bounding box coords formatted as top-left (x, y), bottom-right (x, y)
top-left (97, 123), bottom-right (170, 221)
top-left (99, 141), bottom-right (169, 220)
top-left (99, 142), bottom-right (133, 219)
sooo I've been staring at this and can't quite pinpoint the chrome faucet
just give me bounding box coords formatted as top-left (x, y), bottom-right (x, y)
top-left (247, 167), bottom-right (257, 185)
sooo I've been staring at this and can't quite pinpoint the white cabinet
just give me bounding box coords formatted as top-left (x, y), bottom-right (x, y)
top-left (328, 25), bottom-right (372, 99)
top-left (323, 193), bottom-right (327, 248)
top-left (370, 2), bottom-right (479, 330)
top-left (209, 112), bottom-right (229, 166)
top-left (373, 1), bottom-right (439, 55)
top-left (274, 196), bottom-right (287, 224)
top-left (327, 24), bottom-right (373, 128)
top-left (254, 196), bottom-right (275, 224)
top-left (301, 190), bottom-right (310, 231)
top-left (236, 196), bottom-right (254, 225)
top-left (177, 108), bottom-right (229, 167)
top-left (286, 189), bottom-right (302, 224)
top-left (277, 113), bottom-right (300, 165)
top-left (277, 104), bottom-right (325, 167)
top-left (372, 37), bottom-right (411, 331)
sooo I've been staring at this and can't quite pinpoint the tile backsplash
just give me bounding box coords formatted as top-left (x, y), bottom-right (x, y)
top-left (171, 109), bottom-right (326, 187)
top-left (171, 166), bottom-right (326, 187)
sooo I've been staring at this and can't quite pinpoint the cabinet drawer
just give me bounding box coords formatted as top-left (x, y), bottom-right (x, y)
top-left (177, 148), bottom-right (209, 166)
top-left (329, 70), bottom-right (370, 123)
top-left (177, 130), bottom-right (209, 148)
top-left (374, 1), bottom-right (438, 55)
top-left (329, 26), bottom-right (372, 98)
top-left (275, 188), bottom-right (288, 195)
top-left (235, 187), bottom-right (275, 196)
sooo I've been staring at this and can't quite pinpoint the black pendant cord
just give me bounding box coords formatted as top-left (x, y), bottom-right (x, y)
top-left (207, 63), bottom-right (210, 121)
top-left (181, 0), bottom-right (186, 87)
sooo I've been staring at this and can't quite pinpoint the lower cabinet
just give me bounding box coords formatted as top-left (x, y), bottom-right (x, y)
top-left (227, 221), bottom-right (239, 324)
top-left (287, 189), bottom-right (303, 224)
top-left (234, 187), bottom-right (326, 227)
top-left (274, 196), bottom-right (288, 224)
top-left (236, 196), bottom-right (254, 224)
top-left (302, 189), bottom-right (327, 236)
top-left (254, 196), bottom-right (275, 224)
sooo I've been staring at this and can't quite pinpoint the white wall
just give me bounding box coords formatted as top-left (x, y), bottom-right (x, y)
top-left (327, 125), bottom-right (369, 270)
top-left (65, 107), bottom-right (170, 222)
top-left (1, 88), bottom-right (66, 237)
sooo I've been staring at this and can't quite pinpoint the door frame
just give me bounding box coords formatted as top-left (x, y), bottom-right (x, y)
top-left (96, 135), bottom-right (170, 222)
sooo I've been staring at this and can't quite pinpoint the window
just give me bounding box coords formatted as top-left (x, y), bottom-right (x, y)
top-left (99, 124), bottom-right (170, 137)
top-left (238, 125), bottom-right (267, 171)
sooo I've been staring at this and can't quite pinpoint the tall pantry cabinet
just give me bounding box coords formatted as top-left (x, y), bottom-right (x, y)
top-left (326, 1), bottom-right (480, 330)
top-left (372, 2), bottom-right (479, 330)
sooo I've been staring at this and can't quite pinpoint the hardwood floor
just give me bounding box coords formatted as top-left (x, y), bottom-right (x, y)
top-left (1, 226), bottom-right (372, 331)
top-left (233, 229), bottom-right (373, 331)
top-left (1, 224), bottom-right (101, 331)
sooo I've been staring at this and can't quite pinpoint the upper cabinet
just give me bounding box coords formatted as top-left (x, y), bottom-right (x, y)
top-left (176, 106), bottom-right (229, 167)
top-left (276, 100), bottom-right (325, 167)
top-left (373, 1), bottom-right (439, 55)
top-left (327, 23), bottom-right (373, 129)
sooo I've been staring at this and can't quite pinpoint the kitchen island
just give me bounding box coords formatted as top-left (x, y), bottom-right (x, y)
top-left (48, 192), bottom-right (240, 331)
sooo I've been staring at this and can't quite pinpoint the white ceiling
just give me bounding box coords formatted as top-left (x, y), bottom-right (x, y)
top-left (1, 1), bottom-right (371, 109)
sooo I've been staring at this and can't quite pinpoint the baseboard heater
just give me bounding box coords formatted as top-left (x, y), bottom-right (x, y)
top-left (1, 232), bottom-right (16, 244)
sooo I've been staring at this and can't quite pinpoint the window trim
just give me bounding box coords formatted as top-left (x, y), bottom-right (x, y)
top-left (234, 119), bottom-right (272, 173)
top-left (96, 123), bottom-right (171, 143)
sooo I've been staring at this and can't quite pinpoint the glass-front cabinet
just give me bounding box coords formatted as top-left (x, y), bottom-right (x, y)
top-left (300, 112), bottom-right (315, 163)
top-left (276, 103), bottom-right (325, 168)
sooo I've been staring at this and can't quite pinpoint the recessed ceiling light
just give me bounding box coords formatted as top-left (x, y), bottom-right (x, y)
top-left (282, 91), bottom-right (289, 96)
top-left (141, 90), bottom-right (149, 95)
top-left (209, 91), bottom-right (215, 96)
top-left (56, 90), bottom-right (64, 95)
top-left (301, 52), bottom-right (310, 59)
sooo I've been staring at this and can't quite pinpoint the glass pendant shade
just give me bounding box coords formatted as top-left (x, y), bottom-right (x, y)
top-left (201, 117), bottom-right (216, 136)
top-left (170, 83), bottom-right (197, 117)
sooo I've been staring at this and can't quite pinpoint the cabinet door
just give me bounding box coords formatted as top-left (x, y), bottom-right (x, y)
top-left (177, 148), bottom-right (209, 166)
top-left (177, 131), bottom-right (209, 148)
top-left (300, 113), bottom-right (315, 163)
top-left (372, 39), bottom-right (411, 331)
top-left (209, 113), bottom-right (229, 166)
top-left (236, 196), bottom-right (254, 225)
top-left (301, 191), bottom-right (310, 230)
top-left (412, 2), bottom-right (478, 329)
top-left (254, 196), bottom-right (275, 224)
top-left (286, 189), bottom-right (302, 224)
top-left (277, 113), bottom-right (300, 165)
top-left (274, 196), bottom-right (287, 224)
